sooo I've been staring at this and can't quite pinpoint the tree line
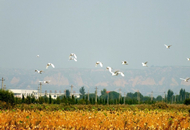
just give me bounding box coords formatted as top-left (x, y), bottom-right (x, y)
top-left (0, 87), bottom-right (190, 106)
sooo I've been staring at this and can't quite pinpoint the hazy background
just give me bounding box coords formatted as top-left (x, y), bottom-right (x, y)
top-left (1, 1), bottom-right (190, 70)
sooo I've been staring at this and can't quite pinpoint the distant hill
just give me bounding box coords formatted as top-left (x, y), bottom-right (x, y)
top-left (1, 66), bottom-right (190, 97)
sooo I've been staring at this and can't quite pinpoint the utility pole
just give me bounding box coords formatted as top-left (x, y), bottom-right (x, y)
top-left (37, 86), bottom-right (40, 98)
top-left (39, 82), bottom-right (42, 97)
top-left (171, 95), bottom-right (173, 104)
top-left (119, 88), bottom-right (121, 104)
top-left (124, 92), bottom-right (126, 105)
top-left (88, 89), bottom-right (89, 101)
top-left (175, 93), bottom-right (176, 103)
top-left (151, 91), bottom-right (153, 102)
top-left (55, 90), bottom-right (57, 97)
top-left (71, 85), bottom-right (73, 96)
top-left (164, 92), bottom-right (166, 103)
top-left (0, 77), bottom-right (5, 90)
top-left (137, 90), bottom-right (140, 104)
top-left (181, 96), bottom-right (182, 102)
top-left (107, 91), bottom-right (109, 105)
top-left (59, 90), bottom-right (61, 96)
top-left (45, 90), bottom-right (47, 96)
top-left (95, 87), bottom-right (98, 103)
top-left (64, 90), bottom-right (66, 97)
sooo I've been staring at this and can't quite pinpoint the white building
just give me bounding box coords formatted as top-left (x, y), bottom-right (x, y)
top-left (9, 89), bottom-right (81, 99)
top-left (70, 93), bottom-right (81, 98)
top-left (9, 89), bottom-right (38, 99)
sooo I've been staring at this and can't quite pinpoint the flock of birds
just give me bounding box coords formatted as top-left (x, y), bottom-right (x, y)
top-left (34, 44), bottom-right (190, 85)
top-left (35, 53), bottom-right (78, 85)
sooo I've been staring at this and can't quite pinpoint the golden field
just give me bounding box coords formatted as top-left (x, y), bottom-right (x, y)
top-left (0, 109), bottom-right (190, 129)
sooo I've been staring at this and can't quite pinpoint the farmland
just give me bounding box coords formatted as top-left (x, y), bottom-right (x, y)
top-left (0, 104), bottom-right (190, 129)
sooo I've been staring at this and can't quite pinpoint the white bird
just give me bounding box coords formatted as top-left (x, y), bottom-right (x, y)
top-left (95, 61), bottom-right (103, 67)
top-left (142, 62), bottom-right (148, 67)
top-left (117, 71), bottom-right (125, 77)
top-left (187, 58), bottom-right (190, 61)
top-left (111, 70), bottom-right (125, 77)
top-left (164, 44), bottom-right (172, 49)
top-left (180, 77), bottom-right (190, 82)
top-left (122, 61), bottom-right (128, 65)
top-left (69, 57), bottom-right (77, 62)
top-left (106, 66), bottom-right (112, 73)
top-left (69, 53), bottom-right (77, 59)
top-left (39, 80), bottom-right (50, 84)
top-left (35, 70), bottom-right (43, 74)
top-left (43, 80), bottom-right (50, 84)
top-left (37, 55), bottom-right (39, 57)
top-left (46, 63), bottom-right (55, 69)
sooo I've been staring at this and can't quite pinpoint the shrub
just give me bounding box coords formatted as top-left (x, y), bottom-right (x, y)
top-left (0, 89), bottom-right (15, 106)
top-left (152, 102), bottom-right (168, 109)
top-left (184, 98), bottom-right (190, 105)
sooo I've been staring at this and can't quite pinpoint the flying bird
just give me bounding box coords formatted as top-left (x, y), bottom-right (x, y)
top-left (69, 57), bottom-right (77, 62)
top-left (95, 61), bottom-right (103, 67)
top-left (43, 80), bottom-right (50, 84)
top-left (35, 70), bottom-right (43, 74)
top-left (164, 44), bottom-right (172, 49)
top-left (106, 66), bottom-right (112, 73)
top-left (122, 61), bottom-right (128, 65)
top-left (180, 77), bottom-right (190, 82)
top-left (46, 63), bottom-right (55, 69)
top-left (142, 62), bottom-right (148, 67)
top-left (36, 55), bottom-right (39, 57)
top-left (69, 53), bottom-right (77, 59)
top-left (111, 70), bottom-right (125, 77)
top-left (39, 80), bottom-right (50, 84)
top-left (187, 58), bottom-right (190, 61)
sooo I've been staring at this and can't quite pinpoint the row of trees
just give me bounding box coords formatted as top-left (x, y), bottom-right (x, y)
top-left (0, 88), bottom-right (190, 106)
top-left (79, 87), bottom-right (190, 104)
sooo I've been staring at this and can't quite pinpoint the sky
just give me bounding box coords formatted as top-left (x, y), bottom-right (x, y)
top-left (1, 1), bottom-right (190, 70)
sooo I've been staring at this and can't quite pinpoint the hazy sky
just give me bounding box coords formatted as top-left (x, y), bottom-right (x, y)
top-left (1, 1), bottom-right (190, 70)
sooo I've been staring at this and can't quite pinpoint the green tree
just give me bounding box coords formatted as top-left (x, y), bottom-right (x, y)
top-left (56, 96), bottom-right (61, 104)
top-left (167, 89), bottom-right (174, 103)
top-left (49, 94), bottom-right (52, 104)
top-left (22, 95), bottom-right (25, 103)
top-left (25, 96), bottom-right (31, 104)
top-left (66, 90), bottom-right (70, 98)
top-left (0, 89), bottom-right (15, 106)
top-left (179, 88), bottom-right (185, 102)
top-left (15, 97), bottom-right (22, 104)
top-left (184, 98), bottom-right (190, 105)
top-left (38, 97), bottom-right (44, 104)
top-left (156, 95), bottom-right (163, 102)
top-left (44, 95), bottom-right (48, 103)
top-left (79, 86), bottom-right (85, 98)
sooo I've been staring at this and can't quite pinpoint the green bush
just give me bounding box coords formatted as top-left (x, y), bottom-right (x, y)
top-left (184, 98), bottom-right (190, 105)
top-left (0, 89), bottom-right (15, 106)
top-left (152, 102), bottom-right (168, 109)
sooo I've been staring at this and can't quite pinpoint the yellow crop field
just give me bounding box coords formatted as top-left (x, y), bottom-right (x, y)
top-left (0, 109), bottom-right (190, 129)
